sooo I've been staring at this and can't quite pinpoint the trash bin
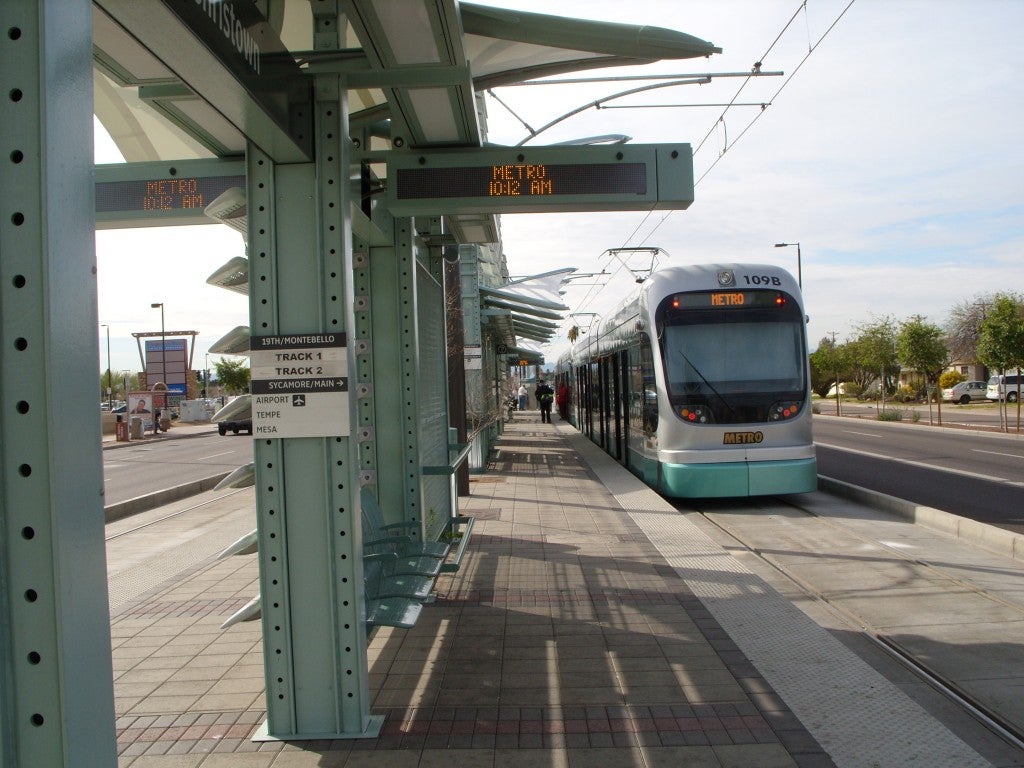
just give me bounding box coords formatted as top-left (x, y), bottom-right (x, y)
top-left (115, 415), bottom-right (129, 442)
top-left (129, 417), bottom-right (144, 439)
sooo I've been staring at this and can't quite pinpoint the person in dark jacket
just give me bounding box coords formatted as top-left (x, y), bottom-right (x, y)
top-left (535, 380), bottom-right (555, 423)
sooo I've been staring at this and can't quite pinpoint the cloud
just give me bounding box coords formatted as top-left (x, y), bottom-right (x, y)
top-left (93, 1), bottom-right (1024, 373)
top-left (484, 1), bottom-right (1024, 362)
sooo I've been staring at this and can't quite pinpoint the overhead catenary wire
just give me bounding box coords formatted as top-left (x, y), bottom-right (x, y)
top-left (567, 0), bottom-right (857, 328)
top-left (693, 0), bottom-right (857, 187)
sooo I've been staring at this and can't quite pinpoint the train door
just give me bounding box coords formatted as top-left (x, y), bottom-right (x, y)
top-left (622, 348), bottom-right (632, 464)
top-left (590, 360), bottom-right (602, 446)
top-left (602, 354), bottom-right (619, 460)
top-left (578, 365), bottom-right (592, 438)
top-left (602, 357), bottom-right (612, 456)
top-left (613, 350), bottom-right (626, 462)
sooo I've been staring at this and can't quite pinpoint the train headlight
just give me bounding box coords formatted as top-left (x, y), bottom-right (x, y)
top-left (768, 401), bottom-right (802, 420)
top-left (678, 405), bottom-right (713, 423)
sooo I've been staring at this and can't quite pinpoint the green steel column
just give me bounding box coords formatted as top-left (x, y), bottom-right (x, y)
top-left (459, 245), bottom-right (484, 348)
top-left (415, 223), bottom-right (453, 533)
top-left (0, 2), bottom-right (117, 765)
top-left (366, 222), bottom-right (424, 528)
top-left (352, 240), bottom-right (378, 489)
top-left (459, 246), bottom-right (500, 443)
top-left (248, 72), bottom-right (375, 740)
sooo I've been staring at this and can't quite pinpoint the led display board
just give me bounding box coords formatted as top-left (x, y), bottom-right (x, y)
top-left (386, 144), bottom-right (693, 215)
top-left (94, 159), bottom-right (245, 229)
top-left (671, 291), bottom-right (791, 310)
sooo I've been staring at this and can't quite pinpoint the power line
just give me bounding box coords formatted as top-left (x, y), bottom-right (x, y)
top-left (694, 0), bottom-right (857, 187)
top-left (622, 1), bottom-right (857, 252)
top-left (556, 0), bottom-right (858, 333)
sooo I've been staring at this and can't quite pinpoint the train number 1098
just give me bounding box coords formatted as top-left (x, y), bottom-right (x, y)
top-left (742, 274), bottom-right (782, 286)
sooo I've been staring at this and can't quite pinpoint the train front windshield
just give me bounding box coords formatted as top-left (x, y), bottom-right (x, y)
top-left (658, 290), bottom-right (807, 425)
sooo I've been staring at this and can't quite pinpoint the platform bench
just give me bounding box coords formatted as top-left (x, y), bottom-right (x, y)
top-left (360, 487), bottom-right (474, 575)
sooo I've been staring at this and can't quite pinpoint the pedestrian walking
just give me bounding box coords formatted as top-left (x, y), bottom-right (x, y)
top-left (517, 383), bottom-right (528, 412)
top-left (535, 380), bottom-right (554, 423)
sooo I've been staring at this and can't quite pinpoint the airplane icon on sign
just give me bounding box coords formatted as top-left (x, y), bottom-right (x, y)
top-left (292, 395), bottom-right (306, 407)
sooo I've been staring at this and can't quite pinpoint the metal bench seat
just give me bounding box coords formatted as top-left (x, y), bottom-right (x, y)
top-left (364, 554), bottom-right (437, 602)
top-left (220, 562), bottom-right (431, 632)
top-left (365, 597), bottom-right (422, 630)
top-left (361, 487), bottom-right (451, 561)
top-left (381, 553), bottom-right (444, 578)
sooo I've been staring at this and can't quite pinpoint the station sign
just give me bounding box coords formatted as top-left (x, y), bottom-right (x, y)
top-left (386, 143), bottom-right (693, 215)
top-left (464, 344), bottom-right (482, 370)
top-left (249, 333), bottom-right (349, 438)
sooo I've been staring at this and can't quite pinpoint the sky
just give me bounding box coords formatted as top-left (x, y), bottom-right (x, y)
top-left (94, 0), bottom-right (1024, 373)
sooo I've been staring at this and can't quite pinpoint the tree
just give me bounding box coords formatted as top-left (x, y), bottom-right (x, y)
top-left (99, 370), bottom-right (138, 401)
top-left (809, 335), bottom-right (850, 399)
top-left (214, 358), bottom-right (251, 395)
top-left (850, 316), bottom-right (899, 408)
top-left (977, 294), bottom-right (1024, 431)
top-left (841, 337), bottom-right (873, 396)
top-left (946, 293), bottom-right (997, 364)
top-left (897, 316), bottom-right (950, 424)
top-left (938, 370), bottom-right (965, 389)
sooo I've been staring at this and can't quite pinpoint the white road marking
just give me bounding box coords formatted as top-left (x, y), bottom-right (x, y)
top-left (972, 448), bottom-right (1024, 460)
top-left (815, 441), bottom-right (1024, 486)
top-left (196, 451), bottom-right (234, 461)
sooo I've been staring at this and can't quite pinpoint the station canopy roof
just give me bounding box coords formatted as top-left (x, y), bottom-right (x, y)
top-left (92, 1), bottom-right (719, 162)
top-left (481, 268), bottom-right (573, 344)
top-left (92, 1), bottom-right (719, 350)
top-left (506, 340), bottom-right (544, 365)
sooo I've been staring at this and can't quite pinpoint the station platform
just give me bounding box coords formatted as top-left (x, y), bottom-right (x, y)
top-left (107, 414), bottom-right (1024, 768)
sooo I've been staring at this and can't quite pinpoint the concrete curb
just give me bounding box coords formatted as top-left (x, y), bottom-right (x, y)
top-left (102, 425), bottom-right (217, 450)
top-left (104, 472), bottom-right (231, 523)
top-left (819, 475), bottom-right (1024, 563)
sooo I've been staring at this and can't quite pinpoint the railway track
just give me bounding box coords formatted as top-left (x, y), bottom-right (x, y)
top-left (684, 493), bottom-right (1024, 756)
top-left (104, 486), bottom-right (249, 542)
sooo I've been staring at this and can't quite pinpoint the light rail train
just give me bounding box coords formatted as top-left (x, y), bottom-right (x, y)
top-left (555, 263), bottom-right (816, 497)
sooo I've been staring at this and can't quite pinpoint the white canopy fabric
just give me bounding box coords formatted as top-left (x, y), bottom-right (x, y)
top-left (93, 1), bottom-right (720, 161)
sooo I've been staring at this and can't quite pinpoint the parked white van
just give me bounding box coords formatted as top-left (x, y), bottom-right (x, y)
top-left (987, 374), bottom-right (1022, 402)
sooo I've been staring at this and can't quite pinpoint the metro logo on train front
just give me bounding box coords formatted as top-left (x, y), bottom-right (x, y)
top-left (722, 431), bottom-right (764, 445)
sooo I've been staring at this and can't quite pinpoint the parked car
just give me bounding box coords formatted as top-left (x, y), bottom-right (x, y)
top-left (987, 374), bottom-right (1022, 402)
top-left (217, 418), bottom-right (252, 436)
top-left (212, 394), bottom-right (252, 436)
top-left (941, 380), bottom-right (988, 404)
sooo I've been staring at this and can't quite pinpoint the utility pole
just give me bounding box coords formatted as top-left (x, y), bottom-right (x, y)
top-left (151, 302), bottom-right (166, 389)
top-left (829, 331), bottom-right (841, 416)
top-left (101, 323), bottom-right (112, 410)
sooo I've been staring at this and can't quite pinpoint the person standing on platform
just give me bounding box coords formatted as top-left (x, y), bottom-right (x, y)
top-left (535, 380), bottom-right (555, 423)
top-left (517, 383), bottom-right (528, 412)
top-left (556, 381), bottom-right (569, 419)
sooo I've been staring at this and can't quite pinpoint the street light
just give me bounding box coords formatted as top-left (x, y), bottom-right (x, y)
top-left (101, 323), bottom-right (112, 410)
top-left (150, 302), bottom-right (165, 388)
top-left (774, 242), bottom-right (802, 288)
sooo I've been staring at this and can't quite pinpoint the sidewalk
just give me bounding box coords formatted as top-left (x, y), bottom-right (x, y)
top-left (112, 414), bottom-right (833, 767)
top-left (103, 420), bottom-right (218, 448)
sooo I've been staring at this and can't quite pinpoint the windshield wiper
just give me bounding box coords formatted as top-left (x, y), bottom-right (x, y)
top-left (679, 351), bottom-right (738, 419)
